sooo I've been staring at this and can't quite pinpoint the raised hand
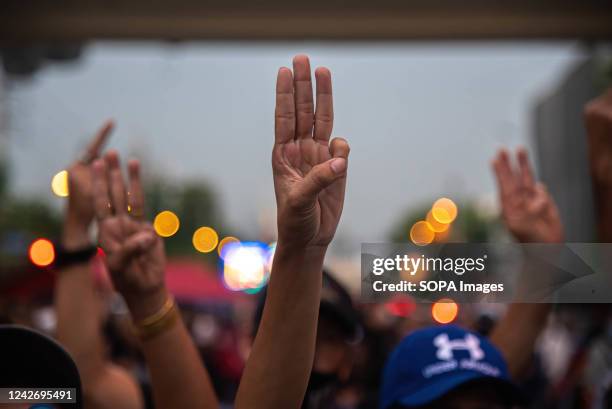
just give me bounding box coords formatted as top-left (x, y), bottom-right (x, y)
top-left (584, 89), bottom-right (612, 188)
top-left (92, 151), bottom-right (167, 319)
top-left (272, 55), bottom-right (349, 249)
top-left (235, 55), bottom-right (348, 409)
top-left (63, 121), bottom-right (114, 249)
top-left (92, 152), bottom-right (219, 409)
top-left (56, 122), bottom-right (147, 409)
top-left (584, 89), bottom-right (612, 241)
top-left (492, 148), bottom-right (564, 243)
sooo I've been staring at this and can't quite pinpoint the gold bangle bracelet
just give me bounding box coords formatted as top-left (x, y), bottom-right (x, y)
top-left (135, 296), bottom-right (179, 340)
top-left (137, 296), bottom-right (175, 327)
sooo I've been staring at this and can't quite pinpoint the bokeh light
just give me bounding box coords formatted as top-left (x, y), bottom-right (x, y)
top-left (426, 210), bottom-right (450, 233)
top-left (243, 284), bottom-right (266, 295)
top-left (29, 238), bottom-right (55, 267)
top-left (400, 252), bottom-right (429, 281)
top-left (432, 298), bottom-right (459, 324)
top-left (193, 226), bottom-right (219, 253)
top-left (51, 170), bottom-right (69, 197)
top-left (218, 236), bottom-right (240, 259)
top-left (410, 221), bottom-right (435, 246)
top-left (153, 211), bottom-right (180, 237)
top-left (431, 198), bottom-right (458, 224)
top-left (222, 242), bottom-right (269, 292)
top-left (385, 296), bottom-right (416, 317)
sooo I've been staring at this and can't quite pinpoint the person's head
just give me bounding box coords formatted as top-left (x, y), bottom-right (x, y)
top-left (253, 270), bottom-right (362, 406)
top-left (380, 325), bottom-right (520, 409)
top-left (0, 325), bottom-right (82, 409)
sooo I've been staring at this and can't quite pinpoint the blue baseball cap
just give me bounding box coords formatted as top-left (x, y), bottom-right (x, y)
top-left (380, 325), bottom-right (520, 409)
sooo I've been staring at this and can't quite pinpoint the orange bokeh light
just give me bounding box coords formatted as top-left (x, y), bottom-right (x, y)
top-left (193, 226), bottom-right (219, 253)
top-left (218, 236), bottom-right (240, 258)
top-left (432, 298), bottom-right (458, 324)
top-left (29, 238), bottom-right (55, 267)
top-left (426, 210), bottom-right (450, 233)
top-left (153, 210), bottom-right (180, 238)
top-left (410, 221), bottom-right (435, 246)
top-left (431, 198), bottom-right (458, 224)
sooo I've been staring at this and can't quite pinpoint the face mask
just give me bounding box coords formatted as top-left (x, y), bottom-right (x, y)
top-left (302, 371), bottom-right (340, 409)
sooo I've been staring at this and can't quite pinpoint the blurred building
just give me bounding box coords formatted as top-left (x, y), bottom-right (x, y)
top-left (532, 52), bottom-right (609, 241)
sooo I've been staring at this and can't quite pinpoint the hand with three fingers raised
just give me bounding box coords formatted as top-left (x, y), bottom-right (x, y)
top-left (492, 148), bottom-right (564, 243)
top-left (92, 151), bottom-right (167, 321)
top-left (272, 54), bottom-right (349, 250)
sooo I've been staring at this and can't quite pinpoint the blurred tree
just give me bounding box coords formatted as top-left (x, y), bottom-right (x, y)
top-left (452, 204), bottom-right (493, 243)
top-left (389, 200), bottom-right (496, 243)
top-left (0, 157), bottom-right (62, 270)
top-left (144, 176), bottom-right (226, 258)
top-left (0, 155), bottom-right (63, 299)
top-left (389, 204), bottom-right (430, 243)
top-left (0, 196), bottom-right (62, 270)
top-left (172, 181), bottom-right (221, 256)
top-left (0, 198), bottom-right (61, 237)
top-left (0, 159), bottom-right (8, 200)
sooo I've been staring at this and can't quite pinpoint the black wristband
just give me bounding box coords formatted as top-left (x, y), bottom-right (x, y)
top-left (55, 244), bottom-right (98, 269)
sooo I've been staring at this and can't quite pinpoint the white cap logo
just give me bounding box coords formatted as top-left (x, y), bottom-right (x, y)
top-left (433, 333), bottom-right (484, 361)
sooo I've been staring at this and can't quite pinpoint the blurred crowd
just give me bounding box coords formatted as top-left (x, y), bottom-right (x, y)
top-left (1, 55), bottom-right (611, 409)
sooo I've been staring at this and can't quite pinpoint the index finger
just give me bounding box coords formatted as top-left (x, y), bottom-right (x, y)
top-left (85, 120), bottom-right (114, 160)
top-left (492, 149), bottom-right (518, 200)
top-left (517, 148), bottom-right (536, 190)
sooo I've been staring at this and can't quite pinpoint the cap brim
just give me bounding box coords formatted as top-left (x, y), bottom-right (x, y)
top-left (0, 325), bottom-right (82, 391)
top-left (395, 372), bottom-right (522, 408)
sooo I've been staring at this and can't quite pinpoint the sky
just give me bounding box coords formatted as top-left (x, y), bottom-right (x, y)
top-left (2, 41), bottom-right (584, 255)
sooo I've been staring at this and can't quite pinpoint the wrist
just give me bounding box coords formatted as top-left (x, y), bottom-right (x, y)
top-left (124, 286), bottom-right (170, 322)
top-left (272, 241), bottom-right (328, 276)
top-left (275, 241), bottom-right (327, 260)
top-left (134, 294), bottom-right (179, 340)
top-left (62, 220), bottom-right (91, 250)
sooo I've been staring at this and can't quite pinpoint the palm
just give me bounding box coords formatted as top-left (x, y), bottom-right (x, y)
top-left (493, 149), bottom-right (563, 243)
top-left (273, 55), bottom-right (349, 247)
top-left (274, 139), bottom-right (345, 245)
top-left (99, 216), bottom-right (165, 296)
top-left (501, 183), bottom-right (562, 243)
top-left (92, 151), bottom-right (167, 299)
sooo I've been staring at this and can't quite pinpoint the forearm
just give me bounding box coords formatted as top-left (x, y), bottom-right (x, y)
top-left (56, 221), bottom-right (145, 409)
top-left (55, 263), bottom-right (106, 373)
top-left (55, 220), bottom-right (106, 380)
top-left (235, 243), bottom-right (326, 409)
top-left (490, 302), bottom-right (551, 379)
top-left (127, 288), bottom-right (219, 409)
top-left (491, 256), bottom-right (555, 379)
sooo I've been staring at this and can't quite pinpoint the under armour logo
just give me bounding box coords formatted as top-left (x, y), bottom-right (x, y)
top-left (433, 333), bottom-right (484, 361)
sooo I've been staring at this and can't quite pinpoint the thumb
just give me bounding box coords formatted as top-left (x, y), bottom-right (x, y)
top-left (117, 230), bottom-right (155, 264)
top-left (298, 157), bottom-right (347, 199)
